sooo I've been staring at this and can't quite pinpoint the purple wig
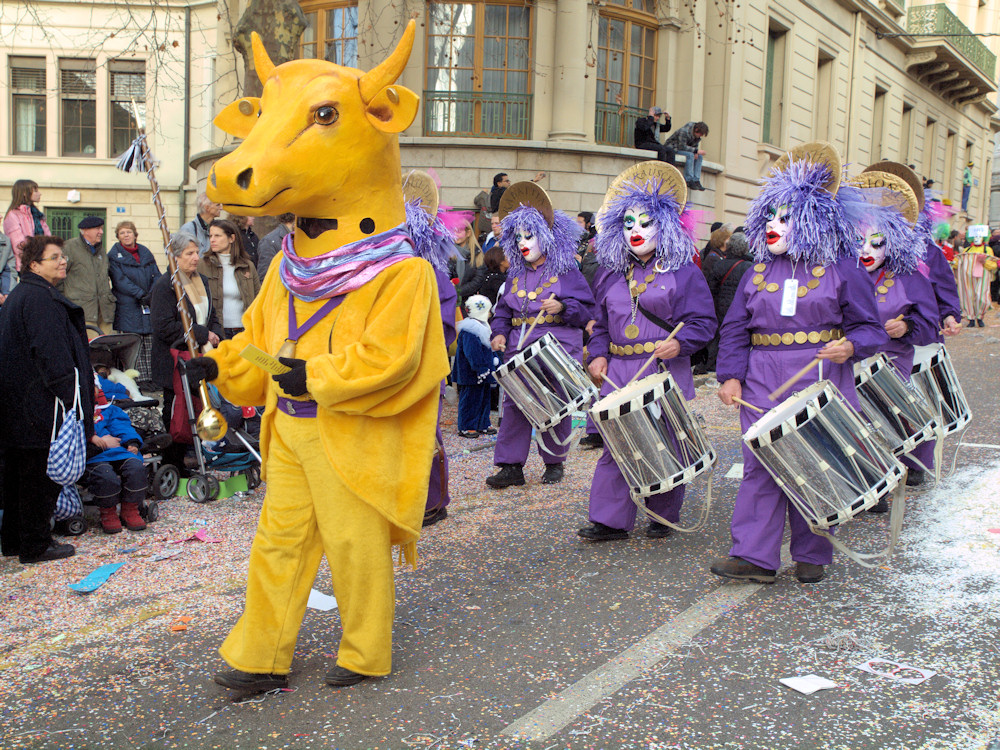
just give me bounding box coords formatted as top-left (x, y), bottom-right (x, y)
top-left (838, 185), bottom-right (919, 276)
top-left (745, 159), bottom-right (858, 266)
top-left (405, 199), bottom-right (452, 273)
top-left (594, 178), bottom-right (696, 273)
top-left (499, 206), bottom-right (580, 278)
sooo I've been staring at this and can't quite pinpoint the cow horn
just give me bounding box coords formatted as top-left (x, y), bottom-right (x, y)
top-left (359, 20), bottom-right (415, 104)
top-left (251, 32), bottom-right (275, 84)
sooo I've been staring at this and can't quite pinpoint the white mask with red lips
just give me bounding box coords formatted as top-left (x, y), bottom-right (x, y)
top-left (859, 227), bottom-right (888, 272)
top-left (622, 206), bottom-right (658, 258)
top-left (764, 204), bottom-right (790, 255)
top-left (515, 227), bottom-right (543, 265)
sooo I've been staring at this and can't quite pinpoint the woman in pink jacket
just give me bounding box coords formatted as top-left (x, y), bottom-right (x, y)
top-left (3, 179), bottom-right (51, 270)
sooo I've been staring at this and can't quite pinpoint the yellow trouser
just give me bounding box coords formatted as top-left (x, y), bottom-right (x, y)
top-left (219, 410), bottom-right (395, 676)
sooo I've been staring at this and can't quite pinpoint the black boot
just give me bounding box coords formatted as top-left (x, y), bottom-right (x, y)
top-left (422, 506), bottom-right (448, 527)
top-left (541, 463), bottom-right (564, 484)
top-left (905, 469), bottom-right (925, 487)
top-left (579, 433), bottom-right (604, 450)
top-left (214, 670), bottom-right (288, 692)
top-left (577, 522), bottom-right (628, 541)
top-left (867, 497), bottom-right (889, 514)
top-left (325, 665), bottom-right (368, 687)
top-left (486, 463), bottom-right (525, 489)
top-left (646, 521), bottom-right (672, 538)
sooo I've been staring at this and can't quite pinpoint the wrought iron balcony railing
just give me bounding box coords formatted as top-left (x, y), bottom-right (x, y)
top-left (422, 91), bottom-right (532, 140)
top-left (907, 4), bottom-right (996, 80)
top-left (595, 101), bottom-right (646, 148)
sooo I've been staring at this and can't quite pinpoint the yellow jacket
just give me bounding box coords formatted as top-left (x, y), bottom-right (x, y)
top-left (208, 257), bottom-right (449, 547)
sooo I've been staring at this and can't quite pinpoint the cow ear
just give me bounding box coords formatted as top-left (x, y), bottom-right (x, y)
top-left (214, 98), bottom-right (261, 139)
top-left (364, 85), bottom-right (419, 134)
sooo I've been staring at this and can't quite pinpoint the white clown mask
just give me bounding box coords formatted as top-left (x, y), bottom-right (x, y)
top-left (515, 227), bottom-right (543, 265)
top-left (765, 204), bottom-right (790, 255)
top-left (622, 206), bottom-right (658, 258)
top-left (859, 227), bottom-right (887, 272)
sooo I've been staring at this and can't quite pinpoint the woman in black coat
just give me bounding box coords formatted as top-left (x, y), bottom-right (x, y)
top-left (150, 232), bottom-right (224, 472)
top-left (478, 246), bottom-right (509, 306)
top-left (108, 221), bottom-right (161, 386)
top-left (0, 235), bottom-right (94, 563)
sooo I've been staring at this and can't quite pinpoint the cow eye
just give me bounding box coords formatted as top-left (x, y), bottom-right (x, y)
top-left (315, 106), bottom-right (338, 125)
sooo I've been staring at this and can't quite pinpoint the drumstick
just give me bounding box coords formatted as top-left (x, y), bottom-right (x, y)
top-left (623, 322), bottom-right (685, 389)
top-left (733, 397), bottom-right (764, 413)
top-left (519, 294), bottom-right (556, 350)
top-left (768, 357), bottom-right (820, 401)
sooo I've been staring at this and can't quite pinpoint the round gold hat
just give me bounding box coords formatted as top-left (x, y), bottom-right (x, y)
top-left (498, 181), bottom-right (554, 226)
top-left (850, 171), bottom-right (920, 224)
top-left (602, 161), bottom-right (687, 216)
top-left (402, 170), bottom-right (439, 218)
top-left (864, 161), bottom-right (924, 215)
top-left (774, 141), bottom-right (842, 194)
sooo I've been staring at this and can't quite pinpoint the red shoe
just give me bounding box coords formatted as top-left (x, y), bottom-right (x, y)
top-left (120, 502), bottom-right (147, 531)
top-left (100, 506), bottom-right (123, 535)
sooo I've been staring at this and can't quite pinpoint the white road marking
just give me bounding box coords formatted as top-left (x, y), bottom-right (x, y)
top-left (957, 442), bottom-right (1000, 450)
top-left (501, 555), bottom-right (790, 741)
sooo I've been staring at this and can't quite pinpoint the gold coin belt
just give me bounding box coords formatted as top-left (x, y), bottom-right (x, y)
top-left (750, 262), bottom-right (825, 298)
top-left (751, 328), bottom-right (844, 346)
top-left (624, 264), bottom-right (658, 340)
top-left (512, 314), bottom-right (564, 326)
top-left (610, 340), bottom-right (664, 356)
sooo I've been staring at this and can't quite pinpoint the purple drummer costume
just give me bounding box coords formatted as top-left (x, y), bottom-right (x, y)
top-left (713, 148), bottom-right (888, 582)
top-left (583, 166), bottom-right (716, 537)
top-left (488, 184), bottom-right (595, 488)
top-left (404, 191), bottom-right (458, 522)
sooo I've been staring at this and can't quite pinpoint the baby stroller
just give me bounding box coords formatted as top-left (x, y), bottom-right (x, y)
top-left (168, 355), bottom-right (262, 503)
top-left (56, 333), bottom-right (171, 535)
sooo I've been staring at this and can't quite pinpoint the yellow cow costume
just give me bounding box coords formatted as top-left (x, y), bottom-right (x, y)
top-left (202, 21), bottom-right (448, 687)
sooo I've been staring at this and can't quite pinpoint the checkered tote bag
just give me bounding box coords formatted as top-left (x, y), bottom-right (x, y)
top-left (46, 368), bottom-right (87, 487)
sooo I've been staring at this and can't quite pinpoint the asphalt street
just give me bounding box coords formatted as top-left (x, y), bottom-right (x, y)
top-left (1, 314), bottom-right (998, 750)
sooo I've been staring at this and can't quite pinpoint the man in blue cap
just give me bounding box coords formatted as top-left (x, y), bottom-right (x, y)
top-left (61, 215), bottom-right (116, 333)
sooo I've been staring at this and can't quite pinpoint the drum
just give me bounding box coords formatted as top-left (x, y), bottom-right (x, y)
top-left (590, 370), bottom-right (716, 499)
top-left (910, 344), bottom-right (972, 436)
top-left (853, 353), bottom-right (939, 456)
top-left (744, 380), bottom-right (904, 531)
top-left (495, 332), bottom-right (598, 433)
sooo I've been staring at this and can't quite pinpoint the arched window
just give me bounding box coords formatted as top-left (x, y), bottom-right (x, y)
top-left (596, 0), bottom-right (657, 147)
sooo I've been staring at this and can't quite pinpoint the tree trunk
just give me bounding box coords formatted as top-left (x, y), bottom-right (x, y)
top-left (233, 0), bottom-right (308, 98)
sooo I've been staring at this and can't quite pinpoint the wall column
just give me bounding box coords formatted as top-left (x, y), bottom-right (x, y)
top-left (548, 0), bottom-right (588, 141)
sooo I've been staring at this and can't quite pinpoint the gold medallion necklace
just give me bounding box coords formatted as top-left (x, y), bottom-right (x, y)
top-left (750, 262), bottom-right (825, 298)
top-left (624, 263), bottom-right (658, 340)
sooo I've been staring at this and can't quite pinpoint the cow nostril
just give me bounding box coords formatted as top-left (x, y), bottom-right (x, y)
top-left (237, 167), bottom-right (253, 191)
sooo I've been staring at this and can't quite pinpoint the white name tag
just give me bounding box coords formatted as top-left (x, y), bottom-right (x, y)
top-left (780, 279), bottom-right (799, 317)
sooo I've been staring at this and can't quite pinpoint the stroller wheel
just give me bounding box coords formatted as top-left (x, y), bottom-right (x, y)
top-left (153, 464), bottom-right (180, 500)
top-left (244, 466), bottom-right (261, 490)
top-left (187, 474), bottom-right (218, 503)
top-left (143, 500), bottom-right (161, 522)
top-left (206, 475), bottom-right (220, 501)
top-left (64, 516), bottom-right (88, 536)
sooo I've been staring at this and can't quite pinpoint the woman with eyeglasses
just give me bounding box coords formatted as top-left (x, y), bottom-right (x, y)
top-left (0, 235), bottom-right (94, 564)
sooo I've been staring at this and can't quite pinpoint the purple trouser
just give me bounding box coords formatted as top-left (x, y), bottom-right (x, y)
top-left (589, 450), bottom-right (684, 530)
top-left (493, 390), bottom-right (571, 466)
top-left (426, 397), bottom-right (450, 511)
top-left (904, 439), bottom-right (935, 474)
top-left (729, 408), bottom-right (833, 571)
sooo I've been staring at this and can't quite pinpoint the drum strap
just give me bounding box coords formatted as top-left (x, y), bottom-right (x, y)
top-left (810, 482), bottom-right (906, 568)
top-left (636, 301), bottom-right (674, 334)
top-left (630, 471), bottom-right (713, 534)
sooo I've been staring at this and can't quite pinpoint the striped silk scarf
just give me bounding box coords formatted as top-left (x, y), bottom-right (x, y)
top-left (279, 224), bottom-right (416, 302)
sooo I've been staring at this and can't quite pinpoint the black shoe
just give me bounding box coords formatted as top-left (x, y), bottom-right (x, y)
top-left (905, 469), bottom-right (925, 487)
top-left (867, 498), bottom-right (889, 514)
top-left (686, 180), bottom-right (698, 190)
top-left (325, 665), bottom-right (368, 687)
top-left (541, 463), bottom-right (564, 484)
top-left (486, 463), bottom-right (525, 489)
top-left (577, 522), bottom-right (628, 541)
top-left (422, 507), bottom-right (448, 528)
top-left (19, 542), bottom-right (75, 564)
top-left (214, 669), bottom-right (287, 692)
top-left (968, 320), bottom-right (977, 327)
top-left (709, 557), bottom-right (776, 583)
top-left (795, 562), bottom-right (825, 583)
top-left (579, 433), bottom-right (604, 450)
top-left (646, 521), bottom-right (672, 538)
top-left (978, 319), bottom-right (985, 327)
